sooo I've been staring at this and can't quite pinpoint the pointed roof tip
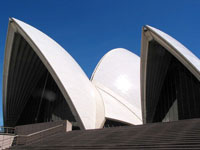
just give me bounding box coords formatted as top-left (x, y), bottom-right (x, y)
top-left (10, 18), bottom-right (25, 25)
top-left (9, 17), bottom-right (14, 22)
top-left (9, 18), bottom-right (19, 24)
top-left (9, 17), bottom-right (16, 21)
top-left (144, 25), bottom-right (157, 31)
top-left (142, 23), bottom-right (200, 76)
top-left (142, 25), bottom-right (152, 32)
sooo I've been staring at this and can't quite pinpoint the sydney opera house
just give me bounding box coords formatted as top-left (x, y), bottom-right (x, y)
top-left (1, 18), bottom-right (200, 149)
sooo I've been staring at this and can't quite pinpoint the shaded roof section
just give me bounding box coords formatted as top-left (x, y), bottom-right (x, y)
top-left (91, 48), bottom-right (142, 125)
top-left (144, 25), bottom-right (200, 80)
top-left (3, 18), bottom-right (105, 129)
top-left (3, 33), bottom-right (76, 127)
top-left (141, 25), bottom-right (200, 123)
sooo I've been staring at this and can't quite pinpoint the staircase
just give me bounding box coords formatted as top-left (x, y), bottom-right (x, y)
top-left (8, 118), bottom-right (200, 149)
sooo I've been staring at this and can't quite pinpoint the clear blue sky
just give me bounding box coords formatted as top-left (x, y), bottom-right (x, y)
top-left (0, 0), bottom-right (199, 126)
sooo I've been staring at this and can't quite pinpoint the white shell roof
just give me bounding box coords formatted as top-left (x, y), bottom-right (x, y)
top-left (91, 48), bottom-right (142, 124)
top-left (3, 18), bottom-right (105, 129)
top-left (96, 84), bottom-right (142, 125)
top-left (146, 25), bottom-right (200, 76)
top-left (140, 25), bottom-right (200, 123)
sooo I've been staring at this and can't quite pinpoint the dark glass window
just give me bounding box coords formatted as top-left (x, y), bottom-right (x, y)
top-left (5, 33), bottom-right (76, 127)
top-left (104, 119), bottom-right (128, 128)
top-left (146, 40), bottom-right (200, 123)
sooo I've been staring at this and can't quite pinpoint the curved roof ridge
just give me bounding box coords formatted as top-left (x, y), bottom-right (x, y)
top-left (3, 18), bottom-right (105, 129)
top-left (146, 25), bottom-right (200, 74)
top-left (91, 48), bottom-right (139, 80)
top-left (91, 48), bottom-right (142, 124)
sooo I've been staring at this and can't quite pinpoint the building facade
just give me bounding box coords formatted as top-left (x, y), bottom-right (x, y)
top-left (3, 18), bottom-right (200, 130)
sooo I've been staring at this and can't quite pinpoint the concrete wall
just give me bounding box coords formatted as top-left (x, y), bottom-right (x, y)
top-left (0, 135), bottom-right (15, 150)
top-left (15, 120), bottom-right (72, 145)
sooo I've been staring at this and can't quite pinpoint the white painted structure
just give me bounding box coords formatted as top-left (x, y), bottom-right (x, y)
top-left (3, 18), bottom-right (105, 130)
top-left (141, 25), bottom-right (200, 80)
top-left (3, 18), bottom-right (142, 130)
top-left (91, 49), bottom-right (142, 125)
top-left (141, 25), bottom-right (200, 123)
top-left (4, 18), bottom-right (199, 129)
